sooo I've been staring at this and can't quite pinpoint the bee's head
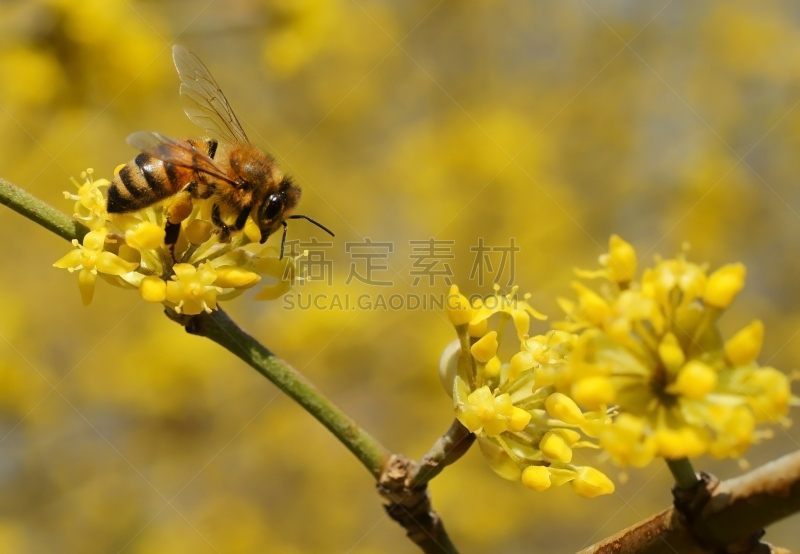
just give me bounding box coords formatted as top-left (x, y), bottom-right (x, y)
top-left (256, 176), bottom-right (301, 244)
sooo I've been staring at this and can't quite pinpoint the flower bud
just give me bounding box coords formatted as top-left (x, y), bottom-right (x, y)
top-left (508, 407), bottom-right (531, 432)
top-left (724, 320), bottom-right (764, 366)
top-left (571, 376), bottom-right (615, 410)
top-left (540, 431), bottom-right (573, 463)
top-left (606, 235), bottom-right (637, 283)
top-left (470, 331), bottom-right (498, 364)
top-left (521, 466), bottom-right (551, 492)
top-left (545, 393), bottom-right (585, 425)
top-left (669, 360), bottom-right (717, 399)
top-left (704, 263), bottom-right (746, 308)
top-left (446, 285), bottom-right (474, 326)
top-left (658, 332), bottom-right (685, 374)
top-left (139, 276), bottom-right (167, 302)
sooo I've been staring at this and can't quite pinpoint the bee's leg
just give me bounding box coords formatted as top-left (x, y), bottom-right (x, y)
top-left (164, 189), bottom-right (195, 260)
top-left (211, 203), bottom-right (231, 243)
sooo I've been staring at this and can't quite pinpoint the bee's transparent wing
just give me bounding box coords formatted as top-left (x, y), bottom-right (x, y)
top-left (127, 131), bottom-right (238, 185)
top-left (172, 45), bottom-right (250, 144)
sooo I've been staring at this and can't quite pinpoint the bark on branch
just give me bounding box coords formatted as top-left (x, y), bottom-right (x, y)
top-left (578, 450), bottom-right (800, 554)
top-left (378, 421), bottom-right (474, 554)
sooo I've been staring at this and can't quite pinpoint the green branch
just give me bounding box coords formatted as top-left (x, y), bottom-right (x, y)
top-left (666, 457), bottom-right (700, 490)
top-left (173, 308), bottom-right (390, 478)
top-left (0, 178), bottom-right (89, 243)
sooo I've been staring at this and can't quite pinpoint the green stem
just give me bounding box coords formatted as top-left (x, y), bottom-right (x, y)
top-left (181, 309), bottom-right (391, 478)
top-left (0, 178), bottom-right (89, 243)
top-left (666, 457), bottom-right (699, 490)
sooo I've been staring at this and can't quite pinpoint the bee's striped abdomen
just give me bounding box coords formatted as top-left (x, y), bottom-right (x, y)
top-left (107, 153), bottom-right (187, 213)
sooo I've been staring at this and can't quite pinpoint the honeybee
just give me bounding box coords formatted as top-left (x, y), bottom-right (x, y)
top-left (107, 45), bottom-right (333, 257)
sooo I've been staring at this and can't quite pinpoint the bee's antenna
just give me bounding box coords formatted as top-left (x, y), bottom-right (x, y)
top-left (280, 221), bottom-right (288, 260)
top-left (279, 215), bottom-right (335, 260)
top-left (289, 214), bottom-right (335, 237)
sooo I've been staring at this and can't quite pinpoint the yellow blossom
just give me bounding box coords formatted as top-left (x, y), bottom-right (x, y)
top-left (53, 228), bottom-right (138, 305)
top-left (578, 234), bottom-right (637, 284)
top-left (165, 263), bottom-right (221, 315)
top-left (455, 383), bottom-right (530, 437)
top-left (63, 169), bottom-right (108, 230)
top-left (556, 238), bottom-right (794, 466)
top-left (470, 285), bottom-right (547, 340)
top-left (442, 286), bottom-right (612, 497)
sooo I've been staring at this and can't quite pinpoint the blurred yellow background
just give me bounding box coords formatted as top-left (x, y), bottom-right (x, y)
top-left (2, 0), bottom-right (800, 552)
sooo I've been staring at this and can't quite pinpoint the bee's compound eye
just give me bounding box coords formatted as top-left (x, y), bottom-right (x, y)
top-left (263, 193), bottom-right (283, 220)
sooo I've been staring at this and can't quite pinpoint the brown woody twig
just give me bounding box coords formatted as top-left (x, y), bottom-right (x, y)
top-left (578, 450), bottom-right (800, 554)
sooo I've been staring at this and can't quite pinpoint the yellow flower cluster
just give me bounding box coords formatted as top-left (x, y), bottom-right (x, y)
top-left (54, 169), bottom-right (299, 311)
top-left (551, 235), bottom-right (795, 466)
top-left (440, 286), bottom-right (615, 498)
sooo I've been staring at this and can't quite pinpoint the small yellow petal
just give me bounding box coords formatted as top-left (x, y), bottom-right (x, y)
top-left (78, 268), bottom-right (96, 306)
top-left (724, 320), bottom-right (764, 366)
top-left (172, 263), bottom-right (197, 279)
top-left (214, 266), bottom-right (261, 289)
top-left (547, 467), bottom-right (578, 487)
top-left (704, 263), bottom-right (746, 308)
top-left (96, 252), bottom-right (139, 275)
top-left (53, 249), bottom-right (83, 269)
top-left (254, 280), bottom-right (291, 300)
top-left (477, 438), bottom-right (522, 481)
top-left (570, 466), bottom-right (615, 498)
top-left (82, 228), bottom-right (108, 251)
top-left (572, 282), bottom-right (612, 325)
